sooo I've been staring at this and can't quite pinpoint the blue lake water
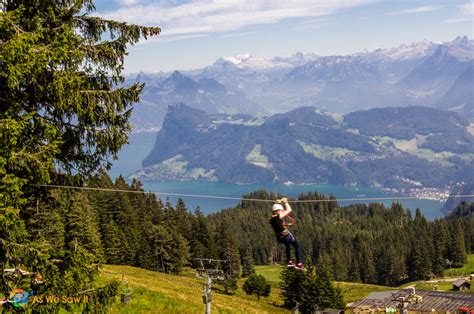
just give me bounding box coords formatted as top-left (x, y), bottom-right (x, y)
top-left (109, 132), bottom-right (446, 220)
top-left (140, 181), bottom-right (446, 220)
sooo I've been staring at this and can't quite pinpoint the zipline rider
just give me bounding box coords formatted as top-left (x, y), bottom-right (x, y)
top-left (269, 197), bottom-right (304, 270)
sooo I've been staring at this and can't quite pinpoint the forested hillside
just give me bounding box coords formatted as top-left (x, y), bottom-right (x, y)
top-left (135, 104), bottom-right (474, 189)
top-left (35, 175), bottom-right (473, 290)
top-left (209, 190), bottom-right (473, 286)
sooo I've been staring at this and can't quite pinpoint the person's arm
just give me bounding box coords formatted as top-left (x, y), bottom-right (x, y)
top-left (286, 214), bottom-right (296, 226)
top-left (278, 198), bottom-right (292, 219)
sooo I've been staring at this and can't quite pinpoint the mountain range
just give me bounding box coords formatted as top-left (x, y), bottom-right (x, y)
top-left (132, 104), bottom-right (474, 190)
top-left (126, 36), bottom-right (473, 131)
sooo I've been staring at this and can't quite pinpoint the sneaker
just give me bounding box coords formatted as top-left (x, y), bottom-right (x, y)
top-left (295, 263), bottom-right (305, 270)
top-left (286, 261), bottom-right (296, 268)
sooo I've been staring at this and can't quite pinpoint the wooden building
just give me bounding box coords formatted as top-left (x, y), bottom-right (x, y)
top-left (349, 288), bottom-right (474, 313)
top-left (452, 279), bottom-right (471, 291)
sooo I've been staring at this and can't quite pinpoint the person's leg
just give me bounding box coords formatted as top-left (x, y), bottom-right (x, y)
top-left (285, 242), bottom-right (291, 263)
top-left (291, 237), bottom-right (302, 264)
top-left (280, 235), bottom-right (293, 265)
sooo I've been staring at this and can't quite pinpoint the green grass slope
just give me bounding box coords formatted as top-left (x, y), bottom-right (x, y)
top-left (100, 265), bottom-right (289, 313)
top-left (254, 265), bottom-right (393, 304)
top-left (100, 256), bottom-right (474, 313)
top-left (444, 254), bottom-right (474, 277)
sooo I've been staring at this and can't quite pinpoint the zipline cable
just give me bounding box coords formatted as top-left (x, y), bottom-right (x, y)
top-left (38, 184), bottom-right (474, 203)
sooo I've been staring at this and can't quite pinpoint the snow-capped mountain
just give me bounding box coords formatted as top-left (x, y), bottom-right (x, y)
top-left (216, 52), bottom-right (319, 72)
top-left (400, 45), bottom-right (472, 102)
top-left (198, 52), bottom-right (320, 91)
top-left (364, 39), bottom-right (440, 62)
top-left (128, 36), bottom-right (474, 131)
top-left (445, 35), bottom-right (474, 61)
top-left (283, 56), bottom-right (381, 83)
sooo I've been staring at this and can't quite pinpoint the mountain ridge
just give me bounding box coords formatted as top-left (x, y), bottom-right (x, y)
top-left (133, 104), bottom-right (474, 190)
top-left (126, 36), bottom-right (473, 131)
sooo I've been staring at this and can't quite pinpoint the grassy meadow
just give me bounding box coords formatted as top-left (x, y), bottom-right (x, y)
top-left (444, 254), bottom-right (474, 277)
top-left (97, 255), bottom-right (473, 313)
top-left (100, 265), bottom-right (289, 313)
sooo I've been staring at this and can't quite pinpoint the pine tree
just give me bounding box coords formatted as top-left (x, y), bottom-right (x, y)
top-left (448, 219), bottom-right (467, 267)
top-left (348, 257), bottom-right (361, 282)
top-left (241, 250), bottom-right (256, 278)
top-left (376, 245), bottom-right (397, 286)
top-left (0, 0), bottom-right (159, 306)
top-left (99, 216), bottom-right (122, 264)
top-left (242, 274), bottom-right (271, 300)
top-left (279, 267), bottom-right (306, 309)
top-left (431, 220), bottom-right (448, 276)
top-left (216, 220), bottom-right (240, 294)
top-left (189, 207), bottom-right (213, 267)
top-left (360, 242), bottom-right (377, 284)
top-left (174, 198), bottom-right (193, 241)
top-left (409, 238), bottom-right (432, 280)
top-left (152, 224), bottom-right (190, 274)
top-left (299, 264), bottom-right (345, 312)
top-left (314, 265), bottom-right (345, 310)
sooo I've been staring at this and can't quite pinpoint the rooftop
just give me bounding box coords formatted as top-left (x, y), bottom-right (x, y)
top-left (453, 279), bottom-right (470, 287)
top-left (350, 289), bottom-right (474, 312)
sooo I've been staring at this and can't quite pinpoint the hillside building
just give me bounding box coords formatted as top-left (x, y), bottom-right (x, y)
top-left (349, 288), bottom-right (473, 313)
top-left (452, 279), bottom-right (471, 291)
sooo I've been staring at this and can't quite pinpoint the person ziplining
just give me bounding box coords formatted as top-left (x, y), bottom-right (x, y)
top-left (269, 197), bottom-right (304, 270)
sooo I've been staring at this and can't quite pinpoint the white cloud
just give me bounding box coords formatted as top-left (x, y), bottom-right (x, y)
top-left (99, 0), bottom-right (377, 38)
top-left (117, 0), bottom-right (140, 6)
top-left (222, 31), bottom-right (257, 38)
top-left (137, 33), bottom-right (209, 45)
top-left (300, 18), bottom-right (325, 25)
top-left (458, 2), bottom-right (474, 15)
top-left (292, 18), bottom-right (325, 31)
top-left (383, 5), bottom-right (443, 16)
top-left (443, 2), bottom-right (473, 23)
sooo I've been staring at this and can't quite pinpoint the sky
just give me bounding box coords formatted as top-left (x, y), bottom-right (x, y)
top-left (93, 0), bottom-right (474, 74)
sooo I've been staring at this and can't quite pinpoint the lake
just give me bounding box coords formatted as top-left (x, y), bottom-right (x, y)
top-left (140, 180), bottom-right (445, 219)
top-left (109, 132), bottom-right (446, 219)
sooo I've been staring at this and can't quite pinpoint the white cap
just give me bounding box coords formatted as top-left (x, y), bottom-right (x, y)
top-left (272, 204), bottom-right (284, 211)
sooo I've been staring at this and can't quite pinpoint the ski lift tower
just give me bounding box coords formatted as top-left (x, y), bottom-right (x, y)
top-left (194, 258), bottom-right (226, 314)
top-left (391, 287), bottom-right (423, 314)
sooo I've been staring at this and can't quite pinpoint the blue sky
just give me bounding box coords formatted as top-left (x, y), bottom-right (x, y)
top-left (94, 0), bottom-right (473, 73)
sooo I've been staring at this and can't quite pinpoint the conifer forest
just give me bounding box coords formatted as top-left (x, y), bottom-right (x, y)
top-left (1, 1), bottom-right (473, 312)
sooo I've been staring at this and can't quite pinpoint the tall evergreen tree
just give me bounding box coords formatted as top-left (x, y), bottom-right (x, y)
top-left (409, 238), bottom-right (432, 280)
top-left (279, 267), bottom-right (306, 309)
top-left (448, 219), bottom-right (467, 267)
top-left (0, 0), bottom-right (159, 306)
top-left (152, 224), bottom-right (190, 274)
top-left (300, 264), bottom-right (345, 312)
top-left (431, 219), bottom-right (449, 276)
top-left (241, 250), bottom-right (256, 278)
top-left (216, 220), bottom-right (240, 294)
top-left (189, 207), bottom-right (213, 267)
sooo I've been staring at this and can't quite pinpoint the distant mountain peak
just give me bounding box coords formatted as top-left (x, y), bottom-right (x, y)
top-left (162, 71), bottom-right (197, 89)
top-left (170, 70), bottom-right (186, 80)
top-left (369, 39), bottom-right (439, 61)
top-left (223, 53), bottom-right (253, 65)
top-left (445, 36), bottom-right (473, 61)
top-left (451, 35), bottom-right (470, 45)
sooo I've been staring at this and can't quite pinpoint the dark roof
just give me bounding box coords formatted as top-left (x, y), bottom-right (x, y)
top-left (453, 279), bottom-right (470, 287)
top-left (350, 289), bottom-right (474, 312)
